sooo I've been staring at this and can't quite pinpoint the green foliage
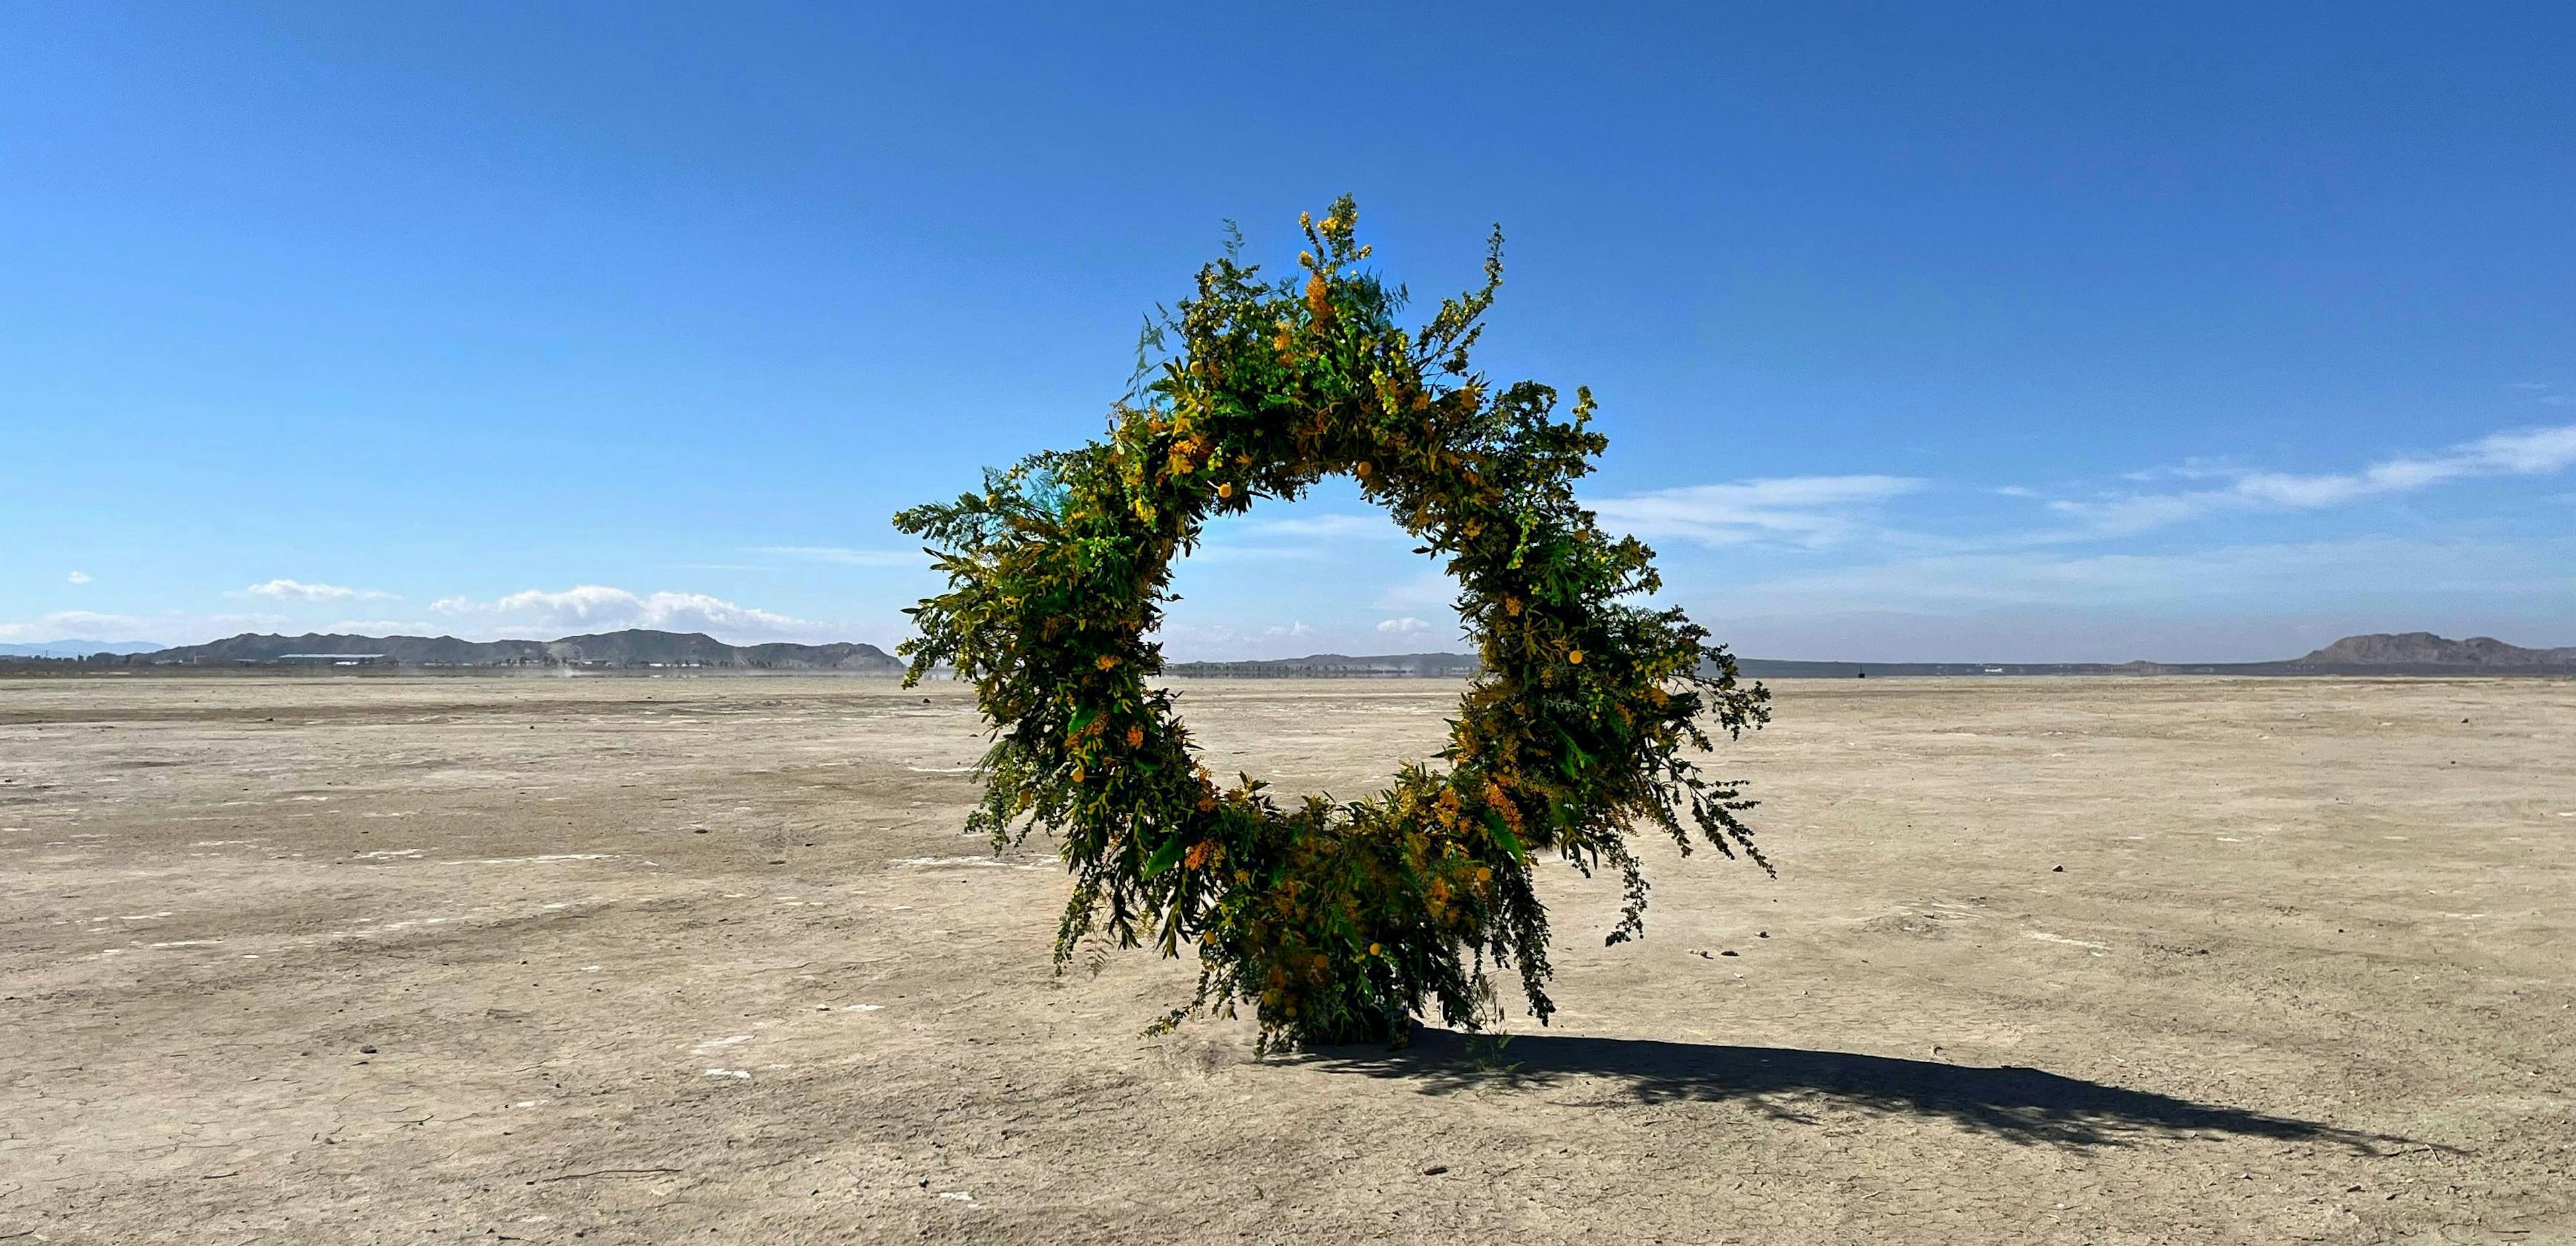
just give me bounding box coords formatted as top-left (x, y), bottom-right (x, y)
top-left (897, 199), bottom-right (1770, 1051)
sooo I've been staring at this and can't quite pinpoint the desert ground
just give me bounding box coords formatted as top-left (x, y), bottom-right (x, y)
top-left (2, 674), bottom-right (2571, 1244)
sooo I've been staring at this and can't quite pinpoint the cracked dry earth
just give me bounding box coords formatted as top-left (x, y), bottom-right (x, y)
top-left (2, 674), bottom-right (2572, 1244)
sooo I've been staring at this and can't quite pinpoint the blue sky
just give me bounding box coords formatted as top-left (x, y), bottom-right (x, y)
top-left (3, 3), bottom-right (2571, 662)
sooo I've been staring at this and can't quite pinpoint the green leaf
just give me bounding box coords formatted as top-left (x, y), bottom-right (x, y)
top-left (1142, 835), bottom-right (1186, 879)
top-left (1480, 807), bottom-right (1524, 857)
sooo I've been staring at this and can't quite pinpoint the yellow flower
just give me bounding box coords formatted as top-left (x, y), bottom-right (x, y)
top-left (1368, 943), bottom-right (1381, 956)
top-left (1217, 482), bottom-right (1234, 499)
top-left (1568, 650), bottom-right (1583, 665)
top-left (1096, 654), bottom-right (1120, 670)
top-left (1124, 725), bottom-right (1144, 749)
top-left (1070, 766), bottom-right (1085, 784)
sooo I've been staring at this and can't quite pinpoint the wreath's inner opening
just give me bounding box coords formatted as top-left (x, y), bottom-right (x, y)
top-left (1147, 477), bottom-right (1468, 794)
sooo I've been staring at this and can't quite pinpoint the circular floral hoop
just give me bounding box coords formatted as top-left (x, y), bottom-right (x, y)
top-left (898, 199), bottom-right (1769, 1050)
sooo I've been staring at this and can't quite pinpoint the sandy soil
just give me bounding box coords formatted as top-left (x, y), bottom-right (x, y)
top-left (2, 673), bottom-right (2571, 1244)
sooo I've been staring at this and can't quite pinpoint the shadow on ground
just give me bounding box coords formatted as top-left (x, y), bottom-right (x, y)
top-left (1305, 1029), bottom-right (2428, 1152)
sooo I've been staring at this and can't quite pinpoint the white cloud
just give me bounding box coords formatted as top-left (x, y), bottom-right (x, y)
top-left (1587, 475), bottom-right (1925, 547)
top-left (2053, 424), bottom-right (2576, 534)
top-left (1708, 537), bottom-right (2576, 616)
top-left (1377, 617), bottom-right (1435, 635)
top-left (66, 570), bottom-right (91, 584)
top-left (240, 578), bottom-right (398, 603)
top-left (428, 584), bottom-right (831, 642)
top-left (748, 546), bottom-right (926, 567)
top-left (1149, 619), bottom-right (1331, 661)
top-left (1373, 572), bottom-right (1460, 613)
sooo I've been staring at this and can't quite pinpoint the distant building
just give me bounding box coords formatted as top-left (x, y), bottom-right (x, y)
top-left (258, 654), bottom-right (391, 667)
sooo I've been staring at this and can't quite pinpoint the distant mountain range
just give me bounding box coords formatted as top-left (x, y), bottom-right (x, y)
top-left (77, 629), bottom-right (904, 672)
top-left (1747, 631), bottom-right (2576, 677)
top-left (1165, 652), bottom-right (1483, 678)
top-left (0, 639), bottom-right (162, 659)
top-left (7, 629), bottom-right (2571, 677)
top-left (1164, 633), bottom-right (2576, 678)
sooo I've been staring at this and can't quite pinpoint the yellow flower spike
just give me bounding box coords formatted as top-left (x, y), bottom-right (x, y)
top-left (1096, 654), bottom-right (1120, 670)
top-left (1568, 650), bottom-right (1583, 664)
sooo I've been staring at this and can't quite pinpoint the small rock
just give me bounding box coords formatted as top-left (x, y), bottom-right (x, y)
top-left (1421, 1165), bottom-right (1448, 1176)
top-left (1719, 949), bottom-right (1739, 957)
top-left (2051, 864), bottom-right (2065, 872)
top-left (1757, 931), bottom-right (1768, 938)
top-left (359, 1045), bottom-right (377, 1054)
top-left (767, 859), bottom-right (787, 866)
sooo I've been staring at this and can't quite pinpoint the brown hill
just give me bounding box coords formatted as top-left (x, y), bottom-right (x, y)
top-left (140, 629), bottom-right (902, 672)
top-left (1163, 652), bottom-right (1483, 678)
top-left (2296, 633), bottom-right (2576, 668)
